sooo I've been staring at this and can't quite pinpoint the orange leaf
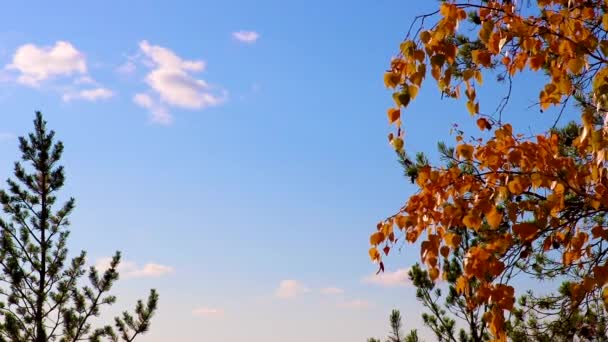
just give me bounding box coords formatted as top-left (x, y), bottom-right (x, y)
top-left (594, 265), bottom-right (608, 285)
top-left (370, 232), bottom-right (385, 246)
top-left (476, 117), bottom-right (492, 131)
top-left (529, 54), bottom-right (545, 70)
top-left (408, 85), bottom-right (419, 100)
top-left (369, 247), bottom-right (380, 261)
top-left (592, 226), bottom-right (608, 239)
top-left (387, 108), bottom-right (400, 124)
top-left (471, 50), bottom-right (492, 67)
top-left (463, 211), bottom-right (482, 230)
top-left (420, 30), bottom-right (431, 44)
top-left (486, 207), bottom-right (502, 229)
top-left (568, 58), bottom-right (585, 75)
top-left (384, 72), bottom-right (401, 88)
top-left (455, 276), bottom-right (468, 294)
top-left (444, 232), bottom-right (461, 249)
top-left (512, 223), bottom-right (538, 241)
top-left (456, 144), bottom-right (474, 160)
top-left (507, 177), bottom-right (525, 195)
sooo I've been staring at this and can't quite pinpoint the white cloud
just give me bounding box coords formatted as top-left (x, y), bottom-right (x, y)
top-left (362, 268), bottom-right (411, 288)
top-left (275, 279), bottom-right (310, 299)
top-left (320, 287), bottom-right (344, 295)
top-left (232, 31), bottom-right (259, 43)
top-left (6, 41), bottom-right (86, 86)
top-left (63, 87), bottom-right (114, 102)
top-left (5, 41), bottom-right (115, 103)
top-left (140, 41), bottom-right (205, 72)
top-left (338, 299), bottom-right (371, 310)
top-left (192, 306), bottom-right (225, 317)
top-left (133, 93), bottom-right (172, 125)
top-left (95, 257), bottom-right (173, 278)
top-left (134, 41), bottom-right (226, 124)
top-left (129, 263), bottom-right (173, 277)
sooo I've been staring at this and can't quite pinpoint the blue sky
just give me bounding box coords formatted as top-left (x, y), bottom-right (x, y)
top-left (0, 1), bottom-right (578, 341)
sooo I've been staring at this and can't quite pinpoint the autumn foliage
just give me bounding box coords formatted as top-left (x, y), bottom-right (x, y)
top-left (372, 0), bottom-right (608, 340)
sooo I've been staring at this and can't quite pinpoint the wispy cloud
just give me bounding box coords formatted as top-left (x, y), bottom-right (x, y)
top-left (116, 60), bottom-right (137, 76)
top-left (73, 76), bottom-right (97, 85)
top-left (232, 31), bottom-right (259, 44)
top-left (134, 40), bottom-right (226, 124)
top-left (275, 279), bottom-right (310, 299)
top-left (320, 287), bottom-right (344, 296)
top-left (95, 257), bottom-right (173, 278)
top-left (0, 132), bottom-right (15, 142)
top-left (63, 87), bottom-right (114, 102)
top-left (133, 93), bottom-right (172, 125)
top-left (192, 306), bottom-right (225, 317)
top-left (362, 268), bottom-right (411, 288)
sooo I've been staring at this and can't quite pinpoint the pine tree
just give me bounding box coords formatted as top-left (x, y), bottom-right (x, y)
top-left (0, 112), bottom-right (158, 341)
top-left (368, 309), bottom-right (421, 342)
top-left (387, 310), bottom-right (403, 342)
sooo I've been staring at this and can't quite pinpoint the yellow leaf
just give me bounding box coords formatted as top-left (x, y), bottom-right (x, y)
top-left (369, 247), bottom-right (380, 261)
top-left (413, 50), bottom-right (425, 62)
top-left (466, 101), bottom-right (478, 115)
top-left (603, 287), bottom-right (608, 308)
top-left (568, 58), bottom-right (585, 75)
top-left (399, 41), bottom-right (416, 57)
top-left (486, 207), bottom-right (503, 229)
top-left (431, 66), bottom-right (441, 80)
top-left (455, 276), bottom-right (468, 294)
top-left (408, 85), bottom-right (419, 100)
top-left (370, 232), bottom-right (385, 246)
top-left (508, 178), bottom-right (525, 195)
top-left (474, 70), bottom-right (483, 85)
top-left (564, 251), bottom-right (576, 266)
top-left (463, 69), bottom-right (475, 81)
top-left (456, 144), bottom-right (474, 160)
top-left (395, 215), bottom-right (407, 229)
top-left (603, 13), bottom-right (608, 31)
top-left (552, 182), bottom-right (565, 194)
top-left (557, 76), bottom-right (572, 94)
top-left (391, 137), bottom-right (404, 151)
top-left (531, 173), bottom-right (542, 189)
top-left (444, 232), bottom-right (461, 248)
top-left (384, 72), bottom-right (400, 88)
